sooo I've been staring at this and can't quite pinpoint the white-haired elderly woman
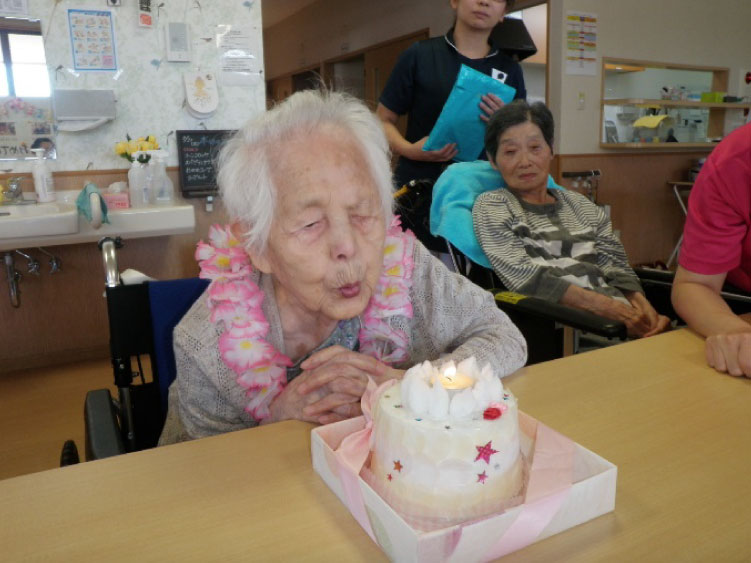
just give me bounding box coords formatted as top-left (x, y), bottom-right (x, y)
top-left (159, 90), bottom-right (527, 444)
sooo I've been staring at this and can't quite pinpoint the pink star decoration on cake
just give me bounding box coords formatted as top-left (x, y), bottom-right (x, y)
top-left (477, 471), bottom-right (488, 484)
top-left (475, 441), bottom-right (499, 464)
top-left (393, 460), bottom-right (403, 472)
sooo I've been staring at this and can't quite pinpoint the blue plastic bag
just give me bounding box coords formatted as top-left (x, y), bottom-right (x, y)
top-left (423, 64), bottom-right (516, 162)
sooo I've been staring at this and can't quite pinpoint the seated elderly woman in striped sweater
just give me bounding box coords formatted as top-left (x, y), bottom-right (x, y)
top-left (472, 100), bottom-right (669, 338)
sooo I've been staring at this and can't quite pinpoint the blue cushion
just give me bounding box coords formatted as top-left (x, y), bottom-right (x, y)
top-left (423, 64), bottom-right (516, 162)
top-left (430, 161), bottom-right (561, 267)
top-left (148, 278), bottom-right (209, 412)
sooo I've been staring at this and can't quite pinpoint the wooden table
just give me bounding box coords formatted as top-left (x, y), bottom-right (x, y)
top-left (2, 327), bottom-right (750, 562)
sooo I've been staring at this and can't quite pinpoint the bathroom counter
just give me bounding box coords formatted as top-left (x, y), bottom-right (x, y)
top-left (0, 190), bottom-right (196, 252)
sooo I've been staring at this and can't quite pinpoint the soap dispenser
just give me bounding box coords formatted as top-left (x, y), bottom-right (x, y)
top-left (31, 148), bottom-right (56, 202)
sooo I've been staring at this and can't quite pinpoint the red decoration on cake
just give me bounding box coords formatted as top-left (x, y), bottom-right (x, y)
top-left (483, 407), bottom-right (501, 420)
top-left (485, 402), bottom-right (508, 420)
top-left (477, 471), bottom-right (488, 484)
top-left (475, 441), bottom-right (498, 464)
top-left (387, 473), bottom-right (392, 481)
top-left (393, 460), bottom-right (403, 472)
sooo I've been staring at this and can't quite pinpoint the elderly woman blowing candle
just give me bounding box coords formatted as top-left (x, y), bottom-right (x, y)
top-left (158, 90), bottom-right (526, 444)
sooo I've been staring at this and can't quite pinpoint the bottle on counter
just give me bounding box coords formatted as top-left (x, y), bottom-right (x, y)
top-left (127, 152), bottom-right (151, 208)
top-left (151, 150), bottom-right (174, 205)
top-left (31, 148), bottom-right (56, 202)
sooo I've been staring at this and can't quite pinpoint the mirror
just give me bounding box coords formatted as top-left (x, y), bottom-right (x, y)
top-left (0, 16), bottom-right (55, 160)
top-left (600, 58), bottom-right (722, 146)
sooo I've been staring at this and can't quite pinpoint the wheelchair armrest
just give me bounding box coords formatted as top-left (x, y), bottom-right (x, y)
top-left (84, 389), bottom-right (125, 461)
top-left (634, 267), bottom-right (675, 286)
top-left (494, 291), bottom-right (628, 340)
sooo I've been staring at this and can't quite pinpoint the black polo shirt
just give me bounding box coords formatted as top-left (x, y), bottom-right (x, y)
top-left (380, 29), bottom-right (526, 187)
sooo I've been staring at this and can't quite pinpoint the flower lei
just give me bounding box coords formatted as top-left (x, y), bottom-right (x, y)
top-left (195, 218), bottom-right (415, 421)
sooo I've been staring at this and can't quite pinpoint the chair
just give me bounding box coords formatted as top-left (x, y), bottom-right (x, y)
top-left (81, 237), bottom-right (208, 461)
top-left (393, 178), bottom-right (447, 253)
top-left (445, 239), bottom-right (627, 364)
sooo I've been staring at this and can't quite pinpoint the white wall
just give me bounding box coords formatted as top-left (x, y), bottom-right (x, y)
top-left (548, 0), bottom-right (751, 154)
top-left (11, 0), bottom-right (265, 172)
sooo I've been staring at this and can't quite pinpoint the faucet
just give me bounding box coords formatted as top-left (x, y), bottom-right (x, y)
top-left (1, 177), bottom-right (32, 205)
top-left (15, 250), bottom-right (41, 276)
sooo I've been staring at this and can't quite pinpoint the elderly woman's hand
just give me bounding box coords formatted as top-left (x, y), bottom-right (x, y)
top-left (297, 346), bottom-right (405, 423)
top-left (262, 373), bottom-right (335, 425)
top-left (263, 369), bottom-right (364, 426)
top-left (624, 291), bottom-right (671, 337)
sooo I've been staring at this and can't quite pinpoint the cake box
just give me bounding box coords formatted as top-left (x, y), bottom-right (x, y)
top-left (311, 411), bottom-right (616, 562)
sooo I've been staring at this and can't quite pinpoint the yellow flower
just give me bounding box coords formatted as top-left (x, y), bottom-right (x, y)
top-left (146, 135), bottom-right (156, 144)
top-left (114, 141), bottom-right (128, 155)
top-left (127, 140), bottom-right (140, 153)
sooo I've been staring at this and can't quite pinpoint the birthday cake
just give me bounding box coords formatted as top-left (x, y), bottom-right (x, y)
top-left (369, 358), bottom-right (523, 528)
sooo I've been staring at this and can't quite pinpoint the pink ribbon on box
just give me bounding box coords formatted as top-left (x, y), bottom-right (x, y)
top-left (482, 414), bottom-right (575, 560)
top-left (334, 378), bottom-right (397, 543)
top-left (332, 384), bottom-right (575, 560)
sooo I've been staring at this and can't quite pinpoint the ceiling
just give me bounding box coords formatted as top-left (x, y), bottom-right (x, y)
top-left (262, 0), bottom-right (320, 28)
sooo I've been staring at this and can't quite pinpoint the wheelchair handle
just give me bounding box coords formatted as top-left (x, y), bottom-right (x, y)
top-left (99, 237), bottom-right (122, 288)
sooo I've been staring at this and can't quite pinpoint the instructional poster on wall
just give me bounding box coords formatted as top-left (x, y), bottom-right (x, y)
top-left (566, 11), bottom-right (597, 76)
top-left (68, 8), bottom-right (118, 72)
top-left (216, 24), bottom-right (261, 86)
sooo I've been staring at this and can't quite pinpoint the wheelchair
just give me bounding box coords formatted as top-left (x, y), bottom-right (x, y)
top-left (404, 163), bottom-right (751, 365)
top-left (62, 237), bottom-right (208, 464)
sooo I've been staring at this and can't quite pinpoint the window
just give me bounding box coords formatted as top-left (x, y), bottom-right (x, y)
top-left (0, 30), bottom-right (49, 97)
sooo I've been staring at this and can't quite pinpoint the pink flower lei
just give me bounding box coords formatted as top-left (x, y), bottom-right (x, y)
top-left (195, 219), bottom-right (415, 421)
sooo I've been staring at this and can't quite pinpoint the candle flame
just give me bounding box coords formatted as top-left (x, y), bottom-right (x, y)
top-left (438, 364), bottom-right (474, 390)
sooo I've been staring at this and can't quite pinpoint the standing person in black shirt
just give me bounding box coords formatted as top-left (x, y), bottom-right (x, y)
top-left (377, 0), bottom-right (527, 189)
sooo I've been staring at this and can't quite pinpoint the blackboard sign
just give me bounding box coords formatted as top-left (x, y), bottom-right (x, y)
top-left (176, 130), bottom-right (235, 198)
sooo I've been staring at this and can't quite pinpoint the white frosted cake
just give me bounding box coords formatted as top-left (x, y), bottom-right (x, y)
top-left (369, 358), bottom-right (523, 528)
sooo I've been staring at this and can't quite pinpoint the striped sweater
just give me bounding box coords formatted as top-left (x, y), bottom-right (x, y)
top-left (472, 188), bottom-right (642, 303)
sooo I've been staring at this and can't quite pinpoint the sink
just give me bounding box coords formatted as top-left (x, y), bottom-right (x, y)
top-left (0, 190), bottom-right (195, 252)
top-left (0, 201), bottom-right (78, 239)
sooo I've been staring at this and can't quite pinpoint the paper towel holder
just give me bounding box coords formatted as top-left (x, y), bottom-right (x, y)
top-left (54, 89), bottom-right (117, 132)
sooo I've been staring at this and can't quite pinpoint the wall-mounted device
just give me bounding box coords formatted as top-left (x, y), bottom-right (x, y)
top-left (54, 89), bottom-right (117, 132)
top-left (166, 22), bottom-right (190, 62)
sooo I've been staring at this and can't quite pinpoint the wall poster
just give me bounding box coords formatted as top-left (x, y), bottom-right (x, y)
top-left (68, 8), bottom-right (118, 72)
top-left (566, 11), bottom-right (597, 76)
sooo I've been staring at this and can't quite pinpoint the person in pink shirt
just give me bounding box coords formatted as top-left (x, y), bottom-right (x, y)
top-left (672, 121), bottom-right (751, 377)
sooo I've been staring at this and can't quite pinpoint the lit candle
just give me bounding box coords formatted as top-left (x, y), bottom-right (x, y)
top-left (438, 365), bottom-right (475, 390)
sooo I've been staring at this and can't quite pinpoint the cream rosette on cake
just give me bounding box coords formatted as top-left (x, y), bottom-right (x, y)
top-left (368, 356), bottom-right (523, 530)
